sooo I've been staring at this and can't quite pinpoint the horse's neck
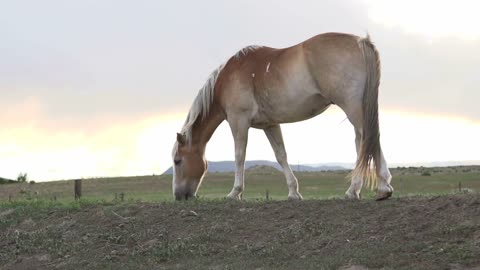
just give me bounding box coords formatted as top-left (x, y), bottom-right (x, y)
top-left (190, 106), bottom-right (224, 151)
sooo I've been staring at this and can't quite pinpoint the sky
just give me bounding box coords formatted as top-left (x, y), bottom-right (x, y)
top-left (1, 0), bottom-right (479, 181)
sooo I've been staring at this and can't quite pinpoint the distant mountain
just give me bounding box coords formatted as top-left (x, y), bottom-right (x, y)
top-left (306, 161), bottom-right (480, 169)
top-left (388, 161), bottom-right (480, 168)
top-left (162, 160), bottom-right (346, 175)
top-left (162, 159), bottom-right (480, 175)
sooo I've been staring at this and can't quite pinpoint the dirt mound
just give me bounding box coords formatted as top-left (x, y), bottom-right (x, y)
top-left (1, 194), bottom-right (479, 269)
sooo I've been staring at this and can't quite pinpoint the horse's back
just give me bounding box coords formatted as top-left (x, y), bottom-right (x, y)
top-left (216, 32), bottom-right (370, 126)
top-left (303, 33), bottom-right (368, 106)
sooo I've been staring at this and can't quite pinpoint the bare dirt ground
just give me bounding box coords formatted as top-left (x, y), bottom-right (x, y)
top-left (1, 194), bottom-right (479, 270)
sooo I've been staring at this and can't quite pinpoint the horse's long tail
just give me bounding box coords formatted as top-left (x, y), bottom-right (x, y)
top-left (354, 35), bottom-right (382, 190)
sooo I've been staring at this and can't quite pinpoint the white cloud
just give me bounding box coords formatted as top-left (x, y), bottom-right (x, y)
top-left (2, 0), bottom-right (480, 181)
top-left (365, 0), bottom-right (480, 40)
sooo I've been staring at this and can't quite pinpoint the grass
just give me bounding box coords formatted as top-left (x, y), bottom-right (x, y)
top-left (0, 165), bottom-right (479, 203)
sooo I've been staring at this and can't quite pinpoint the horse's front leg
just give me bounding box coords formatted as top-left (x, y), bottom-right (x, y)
top-left (226, 117), bottom-right (249, 200)
top-left (264, 125), bottom-right (303, 200)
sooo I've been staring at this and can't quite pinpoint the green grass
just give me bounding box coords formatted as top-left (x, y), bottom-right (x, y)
top-left (0, 166), bottom-right (479, 203)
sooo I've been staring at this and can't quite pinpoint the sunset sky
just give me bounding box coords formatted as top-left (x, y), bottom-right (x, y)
top-left (1, 0), bottom-right (479, 181)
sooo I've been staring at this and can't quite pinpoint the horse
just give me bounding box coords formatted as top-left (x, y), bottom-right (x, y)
top-left (171, 32), bottom-right (393, 201)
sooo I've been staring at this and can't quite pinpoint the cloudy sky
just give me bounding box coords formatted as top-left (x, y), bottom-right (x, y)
top-left (1, 0), bottom-right (479, 181)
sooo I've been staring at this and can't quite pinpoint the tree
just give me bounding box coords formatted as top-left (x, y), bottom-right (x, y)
top-left (17, 173), bottom-right (28, 183)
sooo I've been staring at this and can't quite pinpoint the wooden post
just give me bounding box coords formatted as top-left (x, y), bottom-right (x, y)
top-left (458, 182), bottom-right (462, 192)
top-left (74, 179), bottom-right (82, 200)
top-left (265, 189), bottom-right (269, 200)
top-left (9, 194), bottom-right (12, 202)
top-left (120, 192), bottom-right (125, 202)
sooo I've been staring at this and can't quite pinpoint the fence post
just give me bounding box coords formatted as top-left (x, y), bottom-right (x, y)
top-left (74, 179), bottom-right (82, 200)
top-left (458, 182), bottom-right (462, 192)
top-left (265, 189), bottom-right (269, 200)
top-left (120, 192), bottom-right (125, 202)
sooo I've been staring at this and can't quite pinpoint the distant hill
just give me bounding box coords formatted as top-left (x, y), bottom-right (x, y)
top-left (162, 160), bottom-right (346, 175)
top-left (246, 165), bottom-right (282, 175)
top-left (0, 177), bottom-right (15, 184)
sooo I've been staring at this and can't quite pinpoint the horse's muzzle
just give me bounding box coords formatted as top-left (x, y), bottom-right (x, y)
top-left (174, 188), bottom-right (196, 201)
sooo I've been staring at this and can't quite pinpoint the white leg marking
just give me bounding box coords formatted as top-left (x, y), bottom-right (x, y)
top-left (227, 117), bottom-right (249, 200)
top-left (264, 125), bottom-right (303, 200)
top-left (346, 129), bottom-right (363, 199)
top-left (375, 149), bottom-right (393, 200)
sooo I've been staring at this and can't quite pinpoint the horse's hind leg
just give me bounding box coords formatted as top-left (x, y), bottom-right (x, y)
top-left (375, 149), bottom-right (394, 201)
top-left (345, 129), bottom-right (363, 199)
top-left (264, 125), bottom-right (303, 200)
top-left (342, 102), bottom-right (393, 200)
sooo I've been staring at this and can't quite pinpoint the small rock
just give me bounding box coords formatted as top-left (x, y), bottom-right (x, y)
top-left (20, 218), bottom-right (36, 227)
top-left (0, 209), bottom-right (14, 218)
top-left (35, 254), bottom-right (50, 262)
top-left (339, 265), bottom-right (368, 270)
top-left (180, 210), bottom-right (198, 217)
top-left (142, 239), bottom-right (158, 249)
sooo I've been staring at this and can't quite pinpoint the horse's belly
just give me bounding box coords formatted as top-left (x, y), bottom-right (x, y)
top-left (251, 93), bottom-right (331, 128)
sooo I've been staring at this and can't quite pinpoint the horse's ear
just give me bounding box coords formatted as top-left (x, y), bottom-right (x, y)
top-left (176, 133), bottom-right (186, 145)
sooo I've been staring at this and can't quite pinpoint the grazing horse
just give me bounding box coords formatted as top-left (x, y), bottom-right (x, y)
top-left (172, 32), bottom-right (393, 201)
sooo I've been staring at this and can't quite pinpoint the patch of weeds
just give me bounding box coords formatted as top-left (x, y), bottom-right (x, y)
top-left (130, 228), bottom-right (218, 263)
top-left (0, 198), bottom-right (115, 210)
top-left (7, 226), bottom-right (70, 258)
top-left (99, 230), bottom-right (127, 245)
top-left (444, 243), bottom-right (476, 262)
top-left (144, 231), bottom-right (189, 262)
top-left (0, 209), bottom-right (18, 229)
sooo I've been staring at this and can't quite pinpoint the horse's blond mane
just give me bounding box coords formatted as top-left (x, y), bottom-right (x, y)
top-left (180, 63), bottom-right (224, 145)
top-left (179, 45), bottom-right (263, 146)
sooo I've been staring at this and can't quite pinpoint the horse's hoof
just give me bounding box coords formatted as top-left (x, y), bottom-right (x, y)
top-left (226, 193), bottom-right (242, 201)
top-left (288, 192), bottom-right (303, 200)
top-left (375, 185), bottom-right (393, 201)
top-left (375, 191), bottom-right (392, 201)
top-left (345, 191), bottom-right (361, 200)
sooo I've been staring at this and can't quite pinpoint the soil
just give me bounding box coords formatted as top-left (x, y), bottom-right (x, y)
top-left (1, 194), bottom-right (479, 270)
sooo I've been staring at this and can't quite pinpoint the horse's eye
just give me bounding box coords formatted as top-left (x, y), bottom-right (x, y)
top-left (174, 159), bottom-right (181, 165)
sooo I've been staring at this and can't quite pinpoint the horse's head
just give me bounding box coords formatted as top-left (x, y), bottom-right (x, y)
top-left (172, 133), bottom-right (207, 200)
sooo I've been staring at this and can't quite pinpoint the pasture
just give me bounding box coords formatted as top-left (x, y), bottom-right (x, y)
top-left (0, 166), bottom-right (479, 269)
top-left (1, 166), bottom-right (480, 202)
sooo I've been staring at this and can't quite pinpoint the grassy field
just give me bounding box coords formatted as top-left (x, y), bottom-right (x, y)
top-left (1, 165), bottom-right (479, 203)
